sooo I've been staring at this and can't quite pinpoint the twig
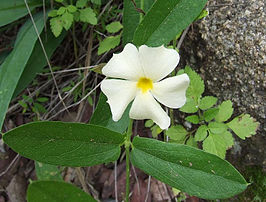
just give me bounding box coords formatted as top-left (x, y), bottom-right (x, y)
top-left (0, 154), bottom-right (20, 177)
top-left (177, 26), bottom-right (190, 50)
top-left (24, 0), bottom-right (69, 115)
top-left (132, 165), bottom-right (140, 195)
top-left (47, 80), bottom-right (103, 120)
top-left (145, 175), bottom-right (151, 202)
top-left (76, 167), bottom-right (89, 193)
top-left (115, 161), bottom-right (118, 202)
top-left (130, 0), bottom-right (146, 15)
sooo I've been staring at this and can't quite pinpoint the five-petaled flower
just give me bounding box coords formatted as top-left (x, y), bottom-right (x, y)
top-left (100, 43), bottom-right (189, 130)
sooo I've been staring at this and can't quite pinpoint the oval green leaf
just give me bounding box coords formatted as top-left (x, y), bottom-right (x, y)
top-left (133, 0), bottom-right (208, 46)
top-left (27, 181), bottom-right (96, 202)
top-left (3, 121), bottom-right (125, 167)
top-left (131, 136), bottom-right (247, 199)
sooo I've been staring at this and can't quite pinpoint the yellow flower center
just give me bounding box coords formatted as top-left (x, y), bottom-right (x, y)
top-left (137, 77), bottom-right (153, 93)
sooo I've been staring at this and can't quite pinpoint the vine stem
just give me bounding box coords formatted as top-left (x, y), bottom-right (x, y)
top-left (125, 119), bottom-right (133, 202)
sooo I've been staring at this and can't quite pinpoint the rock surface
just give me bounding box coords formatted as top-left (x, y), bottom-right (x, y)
top-left (180, 0), bottom-right (265, 169)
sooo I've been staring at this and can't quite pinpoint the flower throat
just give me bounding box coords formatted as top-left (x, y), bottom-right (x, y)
top-left (137, 77), bottom-right (153, 93)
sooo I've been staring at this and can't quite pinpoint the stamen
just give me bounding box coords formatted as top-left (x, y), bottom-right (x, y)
top-left (137, 77), bottom-right (153, 93)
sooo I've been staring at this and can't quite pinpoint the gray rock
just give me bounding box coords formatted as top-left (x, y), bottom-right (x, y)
top-left (180, 0), bottom-right (265, 169)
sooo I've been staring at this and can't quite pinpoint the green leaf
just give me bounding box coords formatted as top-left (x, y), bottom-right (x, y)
top-left (91, 0), bottom-right (101, 5)
top-left (195, 125), bottom-right (208, 141)
top-left (203, 131), bottom-right (234, 159)
top-left (197, 9), bottom-right (208, 20)
top-left (67, 5), bottom-right (77, 13)
top-left (184, 66), bottom-right (205, 100)
top-left (33, 103), bottom-right (47, 113)
top-left (61, 12), bottom-right (74, 30)
top-left (0, 12), bottom-right (45, 131)
top-left (12, 28), bottom-right (66, 98)
top-left (50, 16), bottom-right (63, 37)
top-left (57, 7), bottom-right (66, 15)
top-left (35, 162), bottom-right (62, 181)
top-left (208, 122), bottom-right (228, 134)
top-left (203, 108), bottom-right (219, 122)
top-left (3, 121), bottom-right (125, 166)
top-left (36, 97), bottom-right (49, 103)
top-left (98, 35), bottom-right (121, 55)
top-left (151, 125), bottom-right (162, 138)
top-left (185, 115), bottom-right (199, 124)
top-left (180, 98), bottom-right (198, 113)
top-left (166, 125), bottom-right (187, 141)
top-left (76, 0), bottom-right (88, 8)
top-left (215, 100), bottom-right (234, 122)
top-left (79, 7), bottom-right (97, 25)
top-left (145, 120), bottom-right (154, 127)
top-left (48, 10), bottom-right (58, 17)
top-left (0, 0), bottom-right (43, 27)
top-left (27, 181), bottom-right (96, 202)
top-left (133, 0), bottom-right (208, 46)
top-left (227, 114), bottom-right (259, 140)
top-left (90, 93), bottom-right (130, 134)
top-left (199, 96), bottom-right (218, 110)
top-left (131, 136), bottom-right (247, 199)
top-left (106, 21), bottom-right (123, 33)
top-left (122, 0), bottom-right (155, 44)
top-left (186, 136), bottom-right (197, 148)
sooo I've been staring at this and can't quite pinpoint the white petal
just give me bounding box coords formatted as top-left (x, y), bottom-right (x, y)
top-left (139, 45), bottom-right (180, 81)
top-left (151, 74), bottom-right (190, 108)
top-left (102, 43), bottom-right (144, 80)
top-left (101, 79), bottom-right (137, 121)
top-left (129, 92), bottom-right (170, 130)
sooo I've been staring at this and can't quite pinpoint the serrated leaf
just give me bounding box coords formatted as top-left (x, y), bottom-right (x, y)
top-left (203, 108), bottom-right (219, 122)
top-left (185, 115), bottom-right (199, 124)
top-left (184, 66), bottom-right (205, 100)
top-left (48, 10), bottom-right (58, 17)
top-left (67, 5), bottom-right (77, 13)
top-left (180, 98), bottom-right (198, 113)
top-left (3, 121), bottom-right (125, 166)
top-left (57, 7), bottom-right (66, 15)
top-left (79, 7), bottom-right (97, 25)
top-left (61, 12), bottom-right (73, 30)
top-left (227, 114), bottom-right (259, 140)
top-left (199, 96), bottom-right (218, 110)
top-left (208, 122), bottom-right (228, 134)
top-left (98, 35), bottom-right (121, 55)
top-left (76, 0), bottom-right (88, 8)
top-left (195, 125), bottom-right (208, 141)
top-left (131, 136), bottom-right (248, 199)
top-left (203, 131), bottom-right (234, 159)
top-left (215, 100), bottom-right (233, 122)
top-left (35, 162), bottom-right (62, 181)
top-left (27, 181), bottom-right (96, 202)
top-left (50, 17), bottom-right (63, 37)
top-left (106, 21), bottom-right (123, 33)
top-left (133, 0), bottom-right (208, 46)
top-left (166, 125), bottom-right (188, 141)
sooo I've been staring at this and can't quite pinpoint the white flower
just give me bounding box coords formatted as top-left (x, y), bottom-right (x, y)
top-left (100, 43), bottom-right (189, 130)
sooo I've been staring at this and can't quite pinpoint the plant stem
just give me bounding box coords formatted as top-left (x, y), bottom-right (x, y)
top-left (125, 119), bottom-right (133, 202)
top-left (140, 0), bottom-right (144, 22)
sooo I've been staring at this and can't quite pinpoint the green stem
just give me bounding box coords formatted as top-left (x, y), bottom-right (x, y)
top-left (125, 119), bottom-right (133, 202)
top-left (140, 0), bottom-right (144, 22)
